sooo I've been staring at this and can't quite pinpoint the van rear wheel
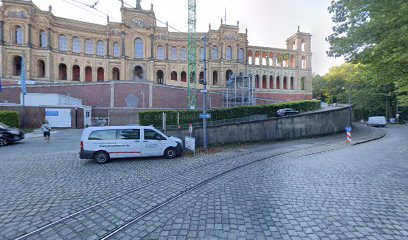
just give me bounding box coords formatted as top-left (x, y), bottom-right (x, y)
top-left (164, 148), bottom-right (177, 159)
top-left (94, 151), bottom-right (110, 164)
top-left (0, 137), bottom-right (8, 146)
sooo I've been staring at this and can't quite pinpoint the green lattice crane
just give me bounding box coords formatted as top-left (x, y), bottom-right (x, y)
top-left (187, 0), bottom-right (197, 109)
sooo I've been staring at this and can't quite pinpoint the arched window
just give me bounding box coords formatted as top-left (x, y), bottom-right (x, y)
top-left (269, 53), bottom-right (274, 66)
top-left (135, 38), bottom-right (144, 58)
top-left (181, 71), bottom-right (187, 82)
top-left (200, 47), bottom-right (204, 61)
top-left (301, 77), bottom-right (306, 90)
top-left (255, 52), bottom-right (260, 65)
top-left (269, 76), bottom-right (274, 89)
top-left (301, 41), bottom-right (306, 52)
top-left (15, 26), bottom-right (23, 45)
top-left (157, 46), bottom-right (164, 60)
top-left (276, 76), bottom-right (281, 89)
top-left (97, 67), bottom-right (105, 82)
top-left (170, 47), bottom-right (178, 61)
top-left (262, 75), bottom-right (267, 89)
top-left (180, 47), bottom-right (187, 62)
top-left (112, 67), bottom-right (120, 80)
top-left (157, 70), bottom-right (164, 84)
top-left (226, 70), bottom-right (233, 81)
top-left (134, 66), bottom-right (144, 80)
top-left (85, 66), bottom-right (92, 82)
top-left (199, 71), bottom-right (204, 83)
top-left (113, 42), bottom-right (120, 58)
top-left (59, 35), bottom-right (68, 52)
top-left (290, 55), bottom-right (296, 68)
top-left (171, 71), bottom-right (177, 81)
top-left (59, 64), bottom-right (67, 80)
top-left (283, 76), bottom-right (288, 89)
top-left (39, 31), bottom-right (47, 48)
top-left (238, 48), bottom-right (244, 63)
top-left (212, 46), bottom-right (218, 60)
top-left (301, 56), bottom-right (307, 69)
top-left (85, 39), bottom-right (94, 55)
top-left (262, 52), bottom-right (267, 66)
top-left (213, 71), bottom-right (218, 85)
top-left (255, 75), bottom-right (260, 88)
top-left (13, 56), bottom-right (22, 76)
top-left (290, 77), bottom-right (295, 90)
top-left (73, 65), bottom-right (80, 81)
top-left (248, 50), bottom-right (253, 65)
top-left (96, 41), bottom-right (105, 56)
top-left (226, 46), bottom-right (232, 61)
top-left (37, 60), bottom-right (45, 78)
top-left (72, 37), bottom-right (81, 53)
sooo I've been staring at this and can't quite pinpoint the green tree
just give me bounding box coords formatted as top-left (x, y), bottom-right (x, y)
top-left (327, 0), bottom-right (408, 106)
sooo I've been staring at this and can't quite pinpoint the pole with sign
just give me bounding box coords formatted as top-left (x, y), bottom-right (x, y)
top-left (345, 126), bottom-right (352, 144)
top-left (202, 35), bottom-right (209, 150)
top-left (186, 123), bottom-right (195, 156)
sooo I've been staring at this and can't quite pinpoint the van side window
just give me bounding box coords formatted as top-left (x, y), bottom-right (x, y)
top-left (118, 129), bottom-right (140, 140)
top-left (88, 130), bottom-right (117, 140)
top-left (144, 129), bottom-right (166, 140)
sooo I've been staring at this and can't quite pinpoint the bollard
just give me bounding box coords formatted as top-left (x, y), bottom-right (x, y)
top-left (345, 126), bottom-right (352, 144)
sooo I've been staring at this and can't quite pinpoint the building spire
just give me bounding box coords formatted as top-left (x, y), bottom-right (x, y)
top-left (224, 7), bottom-right (227, 24)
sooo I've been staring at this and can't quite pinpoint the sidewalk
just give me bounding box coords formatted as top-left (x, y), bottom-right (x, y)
top-left (349, 123), bottom-right (386, 145)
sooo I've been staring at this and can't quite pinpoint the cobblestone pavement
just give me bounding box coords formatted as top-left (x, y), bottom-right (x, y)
top-left (0, 126), bottom-right (407, 239)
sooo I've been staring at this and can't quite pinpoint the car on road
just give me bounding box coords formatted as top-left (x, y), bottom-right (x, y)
top-left (276, 108), bottom-right (300, 117)
top-left (0, 122), bottom-right (25, 146)
top-left (367, 116), bottom-right (387, 127)
top-left (80, 126), bottom-right (183, 164)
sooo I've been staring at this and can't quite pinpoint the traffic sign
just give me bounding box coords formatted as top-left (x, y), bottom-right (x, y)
top-left (345, 126), bottom-right (352, 132)
top-left (185, 136), bottom-right (196, 154)
top-left (199, 113), bottom-right (211, 119)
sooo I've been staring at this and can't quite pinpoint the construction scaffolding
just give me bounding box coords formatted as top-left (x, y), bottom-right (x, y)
top-left (224, 74), bottom-right (256, 108)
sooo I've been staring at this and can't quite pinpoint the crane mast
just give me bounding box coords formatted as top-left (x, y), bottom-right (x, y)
top-left (187, 0), bottom-right (197, 109)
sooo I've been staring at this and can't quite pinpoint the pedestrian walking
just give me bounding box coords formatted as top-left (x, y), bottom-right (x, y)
top-left (41, 120), bottom-right (51, 142)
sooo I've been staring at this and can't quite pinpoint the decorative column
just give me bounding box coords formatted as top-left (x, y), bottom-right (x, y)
top-left (150, 34), bottom-right (154, 60)
top-left (48, 28), bottom-right (52, 50)
top-left (0, 21), bottom-right (4, 45)
top-left (165, 43), bottom-right (169, 60)
top-left (28, 24), bottom-right (32, 48)
top-left (106, 38), bottom-right (110, 57)
top-left (121, 31), bottom-right (126, 58)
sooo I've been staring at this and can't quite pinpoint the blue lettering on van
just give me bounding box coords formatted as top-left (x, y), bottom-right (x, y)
top-left (45, 111), bottom-right (59, 117)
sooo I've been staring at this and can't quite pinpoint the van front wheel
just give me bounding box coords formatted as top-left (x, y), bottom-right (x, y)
top-left (94, 151), bottom-right (110, 164)
top-left (164, 148), bottom-right (177, 159)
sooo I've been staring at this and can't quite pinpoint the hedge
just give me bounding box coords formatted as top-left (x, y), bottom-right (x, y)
top-left (140, 100), bottom-right (321, 128)
top-left (0, 111), bottom-right (19, 128)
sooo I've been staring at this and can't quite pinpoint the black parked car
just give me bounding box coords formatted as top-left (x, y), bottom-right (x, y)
top-left (0, 122), bottom-right (25, 146)
top-left (276, 108), bottom-right (299, 117)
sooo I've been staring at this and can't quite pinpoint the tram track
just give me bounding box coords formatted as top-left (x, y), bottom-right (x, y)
top-left (14, 135), bottom-right (349, 240)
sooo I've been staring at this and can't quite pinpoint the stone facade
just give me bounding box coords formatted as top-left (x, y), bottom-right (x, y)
top-left (0, 0), bottom-right (313, 100)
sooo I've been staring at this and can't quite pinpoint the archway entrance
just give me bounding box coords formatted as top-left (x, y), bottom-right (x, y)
top-left (37, 60), bottom-right (45, 78)
top-left (85, 66), bottom-right (92, 82)
top-left (112, 67), bottom-right (120, 80)
top-left (59, 63), bottom-right (67, 80)
top-left (13, 56), bottom-right (22, 76)
top-left (226, 69), bottom-right (233, 82)
top-left (134, 66), bottom-right (144, 80)
top-left (73, 65), bottom-right (80, 81)
top-left (97, 67), bottom-right (105, 82)
top-left (156, 70), bottom-right (164, 84)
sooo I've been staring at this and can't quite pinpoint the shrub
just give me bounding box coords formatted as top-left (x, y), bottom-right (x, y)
top-left (140, 100), bottom-right (321, 128)
top-left (0, 111), bottom-right (19, 128)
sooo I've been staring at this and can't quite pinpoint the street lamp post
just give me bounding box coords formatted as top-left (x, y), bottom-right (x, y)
top-left (342, 86), bottom-right (352, 126)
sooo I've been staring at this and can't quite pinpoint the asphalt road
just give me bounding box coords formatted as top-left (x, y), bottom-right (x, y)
top-left (0, 126), bottom-right (407, 239)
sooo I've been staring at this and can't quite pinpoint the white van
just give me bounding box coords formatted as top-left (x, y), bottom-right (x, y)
top-left (80, 126), bottom-right (183, 164)
top-left (367, 116), bottom-right (387, 127)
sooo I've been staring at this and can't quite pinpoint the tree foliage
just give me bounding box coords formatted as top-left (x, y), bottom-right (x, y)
top-left (313, 63), bottom-right (396, 120)
top-left (327, 0), bottom-right (408, 106)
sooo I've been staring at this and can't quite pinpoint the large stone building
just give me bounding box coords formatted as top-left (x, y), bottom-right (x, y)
top-left (0, 0), bottom-right (313, 101)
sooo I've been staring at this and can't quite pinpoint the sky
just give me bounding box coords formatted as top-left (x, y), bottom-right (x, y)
top-left (28, 0), bottom-right (344, 75)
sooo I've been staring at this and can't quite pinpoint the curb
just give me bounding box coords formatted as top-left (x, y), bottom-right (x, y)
top-left (351, 125), bottom-right (387, 146)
